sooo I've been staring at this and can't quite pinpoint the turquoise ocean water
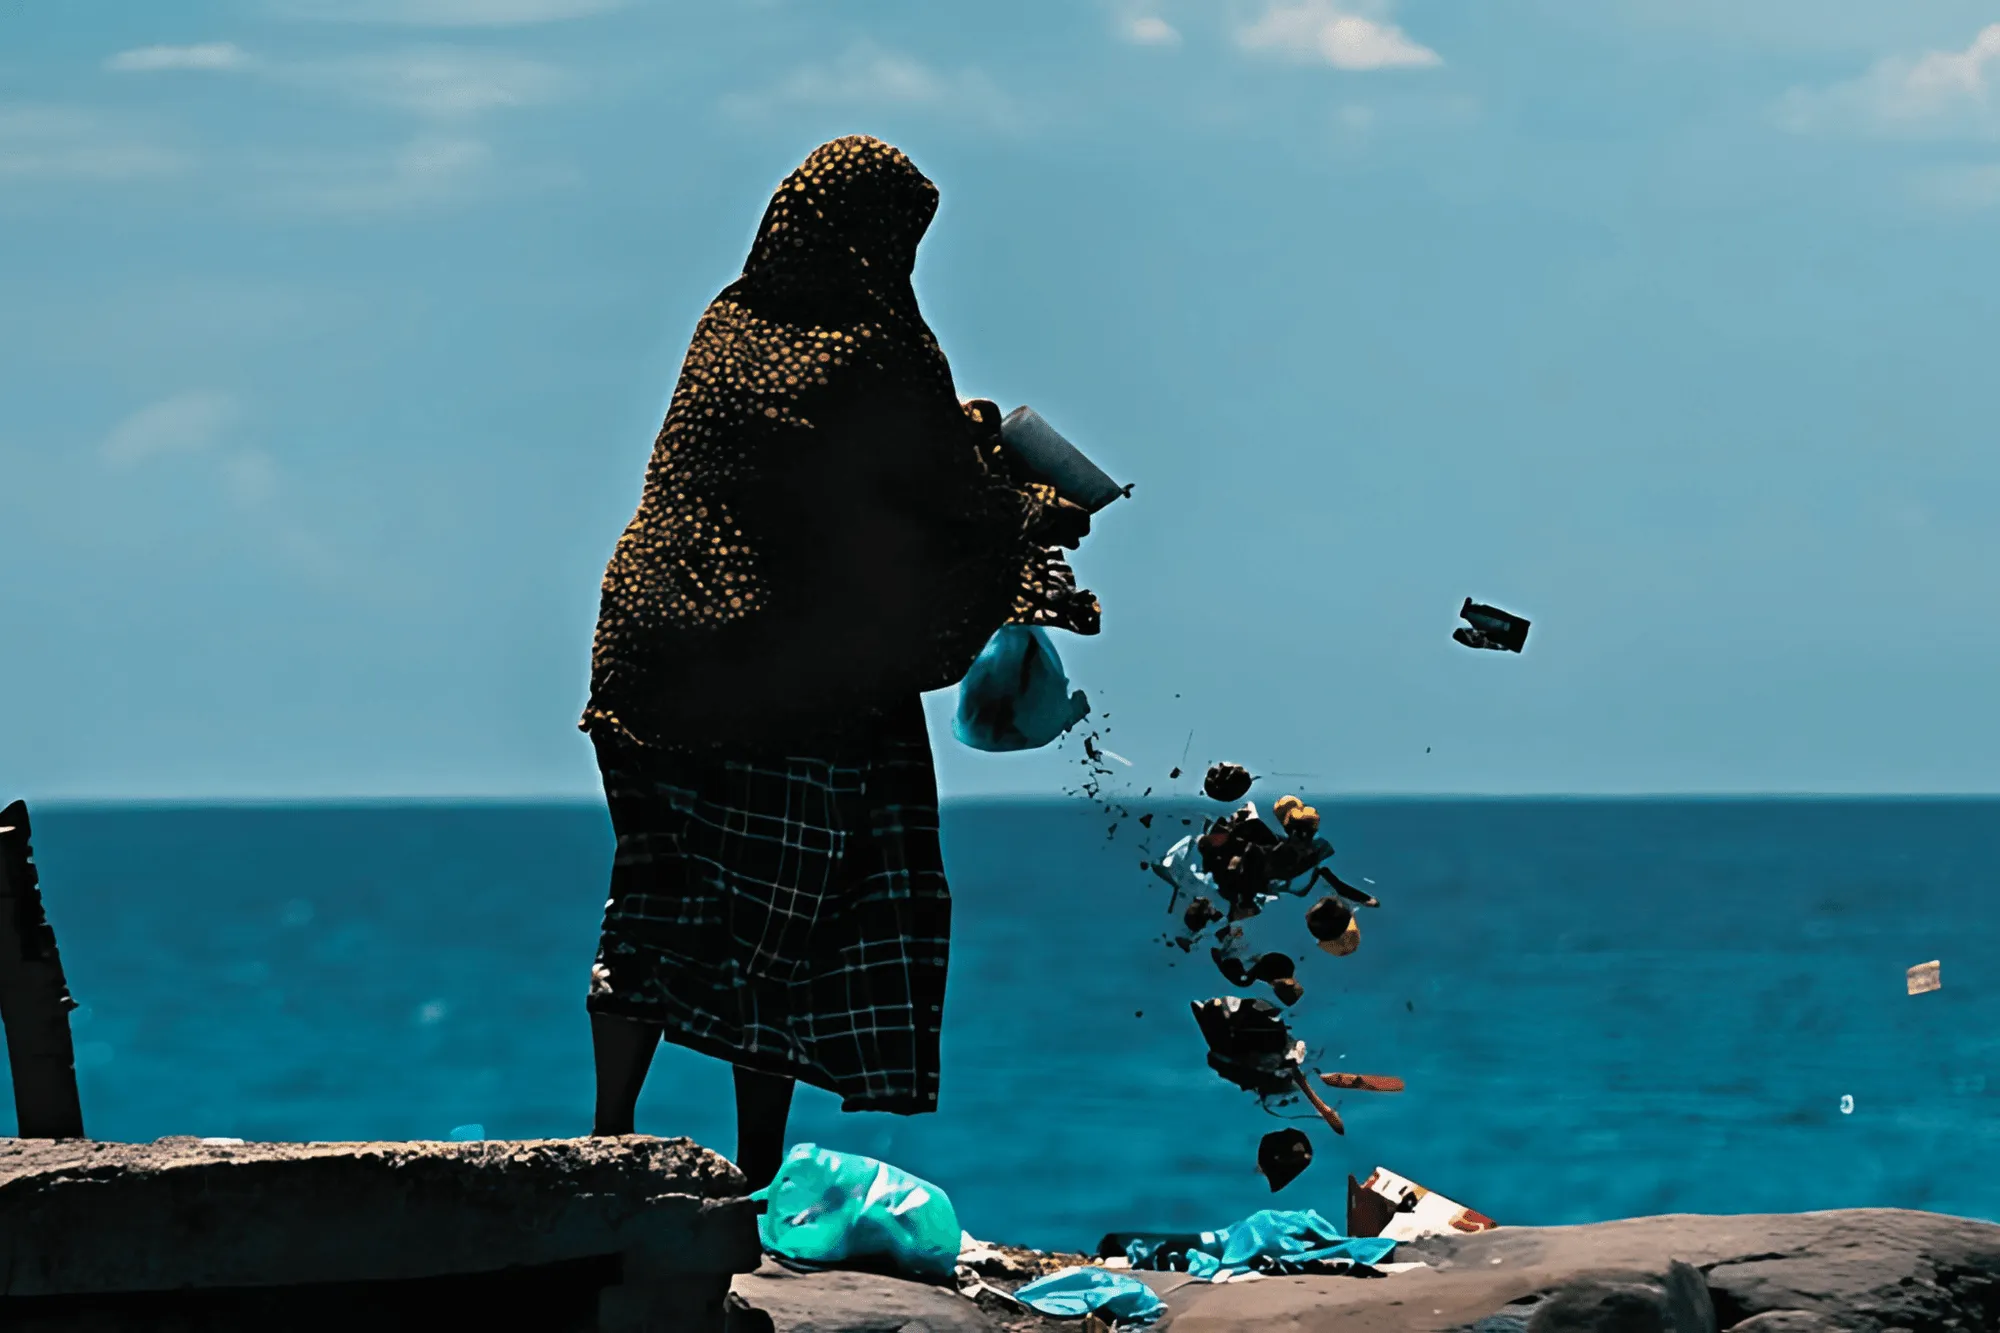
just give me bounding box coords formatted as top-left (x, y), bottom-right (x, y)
top-left (6, 798), bottom-right (1996, 1251)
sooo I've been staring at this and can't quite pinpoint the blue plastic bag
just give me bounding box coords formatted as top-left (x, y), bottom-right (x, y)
top-left (952, 625), bottom-right (1090, 752)
top-left (748, 1144), bottom-right (962, 1282)
top-left (1167, 1209), bottom-right (1398, 1281)
top-left (1013, 1267), bottom-right (1166, 1324)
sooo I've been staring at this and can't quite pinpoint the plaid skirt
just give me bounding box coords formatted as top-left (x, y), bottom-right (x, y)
top-left (585, 701), bottom-right (950, 1114)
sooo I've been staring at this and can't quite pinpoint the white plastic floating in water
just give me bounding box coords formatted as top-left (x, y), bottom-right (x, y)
top-left (1840, 1095), bottom-right (1854, 1115)
top-left (1907, 960), bottom-right (1941, 995)
top-left (449, 1124), bottom-right (486, 1142)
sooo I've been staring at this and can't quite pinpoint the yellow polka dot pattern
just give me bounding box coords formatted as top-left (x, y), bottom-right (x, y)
top-left (582, 136), bottom-right (1097, 751)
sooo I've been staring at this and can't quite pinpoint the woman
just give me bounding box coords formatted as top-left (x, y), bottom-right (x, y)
top-left (580, 135), bottom-right (1100, 1189)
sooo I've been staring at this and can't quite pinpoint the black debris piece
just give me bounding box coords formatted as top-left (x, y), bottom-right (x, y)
top-left (1203, 762), bottom-right (1253, 802)
top-left (1257, 1128), bottom-right (1313, 1192)
top-left (1312, 867), bottom-right (1379, 908)
top-left (1139, 813), bottom-right (1154, 829)
top-left (1181, 896), bottom-right (1223, 935)
top-left (1270, 977), bottom-right (1305, 1007)
top-left (1248, 951), bottom-right (1296, 984)
top-left (1168, 767), bottom-right (1182, 780)
top-left (1211, 948), bottom-right (1251, 987)
top-left (1454, 597), bottom-right (1530, 653)
top-left (1191, 996), bottom-right (1301, 1098)
top-left (1305, 896), bottom-right (1355, 943)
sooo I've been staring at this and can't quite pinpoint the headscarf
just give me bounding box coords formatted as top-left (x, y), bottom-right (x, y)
top-left (583, 135), bottom-right (1096, 753)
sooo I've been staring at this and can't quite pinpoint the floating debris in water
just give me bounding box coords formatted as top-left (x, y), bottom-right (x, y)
top-left (1907, 960), bottom-right (1941, 995)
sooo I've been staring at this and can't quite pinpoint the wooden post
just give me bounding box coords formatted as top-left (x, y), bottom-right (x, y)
top-left (0, 799), bottom-right (85, 1138)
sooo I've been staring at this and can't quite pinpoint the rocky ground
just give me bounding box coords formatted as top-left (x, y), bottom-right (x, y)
top-left (727, 1208), bottom-right (2000, 1333)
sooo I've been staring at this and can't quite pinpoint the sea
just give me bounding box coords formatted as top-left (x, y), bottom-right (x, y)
top-left (6, 798), bottom-right (1997, 1252)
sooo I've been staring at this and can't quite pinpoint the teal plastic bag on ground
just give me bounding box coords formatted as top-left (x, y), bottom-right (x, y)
top-left (1181, 1209), bottom-right (1397, 1280)
top-left (748, 1144), bottom-right (962, 1282)
top-left (1014, 1267), bottom-right (1166, 1324)
top-left (952, 625), bottom-right (1090, 752)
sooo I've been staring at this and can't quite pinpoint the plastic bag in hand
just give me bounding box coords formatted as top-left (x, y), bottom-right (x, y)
top-left (951, 625), bottom-right (1090, 752)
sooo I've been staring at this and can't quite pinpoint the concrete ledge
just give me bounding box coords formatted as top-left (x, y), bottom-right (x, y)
top-left (0, 1135), bottom-right (762, 1332)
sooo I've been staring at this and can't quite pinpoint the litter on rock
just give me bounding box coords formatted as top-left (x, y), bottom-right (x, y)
top-left (1907, 960), bottom-right (1941, 995)
top-left (1453, 597), bottom-right (1530, 653)
top-left (1346, 1167), bottom-right (1496, 1241)
top-left (1258, 1128), bottom-right (1313, 1191)
top-left (1115, 1210), bottom-right (1398, 1282)
top-left (1012, 1267), bottom-right (1165, 1325)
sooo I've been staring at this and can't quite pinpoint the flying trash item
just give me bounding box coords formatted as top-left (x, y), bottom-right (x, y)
top-left (1907, 960), bottom-right (1941, 995)
top-left (1453, 597), bottom-right (1530, 653)
top-left (1258, 1129), bottom-right (1313, 1191)
top-left (999, 406), bottom-right (1130, 514)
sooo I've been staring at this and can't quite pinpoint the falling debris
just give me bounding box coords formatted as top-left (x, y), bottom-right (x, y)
top-left (1453, 597), bottom-right (1530, 653)
top-left (1840, 1094), bottom-right (1854, 1115)
top-left (1318, 1073), bottom-right (1404, 1094)
top-left (1272, 796), bottom-right (1320, 839)
top-left (1257, 1129), bottom-right (1313, 1192)
top-left (1203, 763), bottom-right (1254, 803)
top-left (1270, 977), bottom-right (1304, 1007)
top-left (1191, 996), bottom-right (1304, 1099)
top-left (1291, 1069), bottom-right (1346, 1136)
top-left (1907, 960), bottom-right (1941, 995)
top-left (1181, 897), bottom-right (1224, 935)
top-left (1306, 897), bottom-right (1361, 956)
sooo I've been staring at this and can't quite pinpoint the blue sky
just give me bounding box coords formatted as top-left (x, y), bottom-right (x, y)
top-left (3, 0), bottom-right (1999, 800)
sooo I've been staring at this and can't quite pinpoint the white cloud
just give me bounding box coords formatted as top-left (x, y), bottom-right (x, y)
top-left (0, 106), bottom-right (188, 181)
top-left (266, 132), bottom-right (497, 216)
top-left (1780, 23), bottom-right (2000, 139)
top-left (102, 391), bottom-right (243, 466)
top-left (273, 0), bottom-right (625, 25)
top-left (106, 43), bottom-right (255, 73)
top-left (288, 49), bottom-right (572, 118)
top-left (1238, 0), bottom-right (1443, 71)
top-left (1123, 15), bottom-right (1183, 47)
top-left (724, 43), bottom-right (1019, 129)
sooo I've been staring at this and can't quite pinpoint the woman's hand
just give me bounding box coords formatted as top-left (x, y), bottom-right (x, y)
top-left (1035, 497), bottom-right (1091, 550)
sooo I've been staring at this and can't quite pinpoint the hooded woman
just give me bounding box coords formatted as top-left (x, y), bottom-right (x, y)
top-left (580, 135), bottom-right (1099, 1187)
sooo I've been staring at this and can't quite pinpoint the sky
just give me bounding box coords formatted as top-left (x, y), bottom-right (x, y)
top-left (3, 0), bottom-right (1999, 801)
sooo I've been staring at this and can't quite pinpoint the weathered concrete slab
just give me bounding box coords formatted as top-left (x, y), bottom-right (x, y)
top-left (0, 1134), bottom-right (762, 1331)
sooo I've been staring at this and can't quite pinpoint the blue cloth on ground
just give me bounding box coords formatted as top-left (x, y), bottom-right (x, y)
top-left (952, 625), bottom-right (1090, 752)
top-left (1128, 1209), bottom-right (1397, 1281)
top-left (1013, 1267), bottom-right (1166, 1323)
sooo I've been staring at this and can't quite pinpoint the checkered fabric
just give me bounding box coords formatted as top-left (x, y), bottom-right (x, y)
top-left (585, 701), bottom-right (950, 1114)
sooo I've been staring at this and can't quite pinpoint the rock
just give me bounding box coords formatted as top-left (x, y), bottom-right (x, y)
top-left (1525, 1260), bottom-right (1714, 1332)
top-left (1728, 1315), bottom-right (1853, 1332)
top-left (1143, 1208), bottom-right (2000, 1332)
top-left (0, 1134), bottom-right (761, 1331)
top-left (731, 1260), bottom-right (999, 1332)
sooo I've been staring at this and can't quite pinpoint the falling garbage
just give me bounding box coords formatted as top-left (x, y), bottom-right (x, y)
top-left (1257, 1129), bottom-right (1313, 1192)
top-left (1202, 762), bottom-right (1254, 803)
top-left (1453, 597), bottom-right (1530, 653)
top-left (1318, 1073), bottom-right (1404, 1094)
top-left (1191, 996), bottom-right (1305, 1099)
top-left (1306, 897), bottom-right (1361, 956)
top-left (1270, 977), bottom-right (1305, 1007)
top-left (1907, 960), bottom-right (1941, 995)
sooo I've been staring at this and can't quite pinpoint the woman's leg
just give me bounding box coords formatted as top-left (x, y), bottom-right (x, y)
top-left (591, 1012), bottom-right (664, 1136)
top-left (733, 1065), bottom-right (796, 1190)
